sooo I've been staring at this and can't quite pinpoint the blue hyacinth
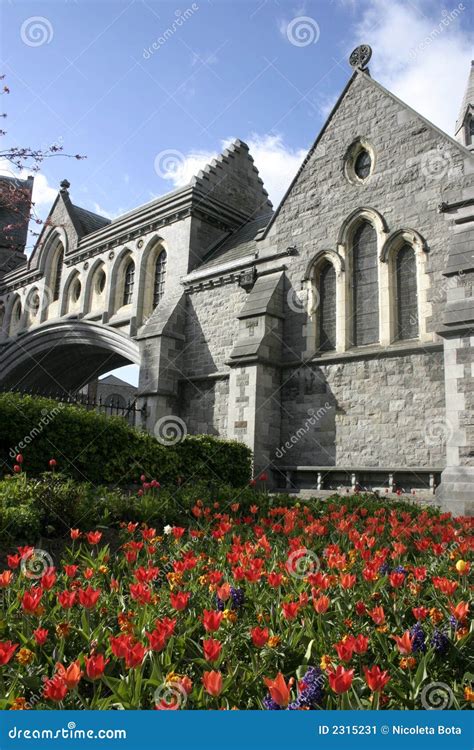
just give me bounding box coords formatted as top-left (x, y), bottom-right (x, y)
top-left (263, 695), bottom-right (282, 710)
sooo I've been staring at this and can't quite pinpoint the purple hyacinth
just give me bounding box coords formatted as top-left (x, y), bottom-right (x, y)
top-left (289, 666), bottom-right (325, 710)
top-left (431, 629), bottom-right (450, 655)
top-left (449, 615), bottom-right (458, 631)
top-left (263, 695), bottom-right (282, 710)
top-left (410, 622), bottom-right (426, 653)
top-left (230, 587), bottom-right (245, 610)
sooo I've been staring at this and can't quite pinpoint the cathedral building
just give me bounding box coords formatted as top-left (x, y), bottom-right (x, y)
top-left (1, 49), bottom-right (473, 515)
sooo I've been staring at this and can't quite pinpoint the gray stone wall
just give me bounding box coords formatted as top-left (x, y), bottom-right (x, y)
top-left (182, 283), bottom-right (248, 377)
top-left (179, 377), bottom-right (229, 436)
top-left (278, 349), bottom-right (446, 468)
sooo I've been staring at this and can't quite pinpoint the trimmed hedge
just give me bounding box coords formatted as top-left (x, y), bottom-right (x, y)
top-left (0, 393), bottom-right (252, 487)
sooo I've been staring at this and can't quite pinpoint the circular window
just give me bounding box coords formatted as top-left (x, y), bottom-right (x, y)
top-left (96, 270), bottom-right (106, 294)
top-left (72, 279), bottom-right (81, 302)
top-left (354, 149), bottom-right (371, 179)
top-left (344, 139), bottom-right (375, 184)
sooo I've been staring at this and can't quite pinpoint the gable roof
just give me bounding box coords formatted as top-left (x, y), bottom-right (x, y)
top-left (70, 204), bottom-right (111, 235)
top-left (198, 213), bottom-right (272, 270)
top-left (260, 68), bottom-right (474, 240)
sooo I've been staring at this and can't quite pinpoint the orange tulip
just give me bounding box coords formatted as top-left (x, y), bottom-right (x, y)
top-left (392, 630), bottom-right (413, 655)
top-left (202, 670), bottom-right (223, 697)
top-left (263, 672), bottom-right (290, 707)
top-left (56, 661), bottom-right (83, 689)
top-left (450, 601), bottom-right (469, 622)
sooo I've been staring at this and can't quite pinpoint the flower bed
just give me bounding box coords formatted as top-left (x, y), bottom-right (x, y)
top-left (0, 496), bottom-right (472, 710)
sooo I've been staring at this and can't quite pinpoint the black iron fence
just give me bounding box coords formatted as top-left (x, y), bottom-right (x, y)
top-left (0, 386), bottom-right (146, 427)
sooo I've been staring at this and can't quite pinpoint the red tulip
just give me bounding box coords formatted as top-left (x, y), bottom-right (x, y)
top-left (40, 569), bottom-right (56, 590)
top-left (78, 586), bottom-right (101, 609)
top-left (251, 626), bottom-right (269, 647)
top-left (412, 606), bottom-right (429, 621)
top-left (86, 531), bottom-right (102, 545)
top-left (258, 472), bottom-right (268, 482)
top-left (172, 527), bottom-right (185, 539)
top-left (33, 628), bottom-right (48, 646)
top-left (43, 674), bottom-right (68, 702)
top-left (7, 554), bottom-right (20, 569)
top-left (70, 529), bottom-right (81, 540)
top-left (64, 565), bottom-right (79, 578)
top-left (263, 672), bottom-right (290, 707)
top-left (202, 610), bottom-right (223, 633)
top-left (203, 638), bottom-right (222, 662)
top-left (328, 665), bottom-right (354, 694)
top-left (389, 572), bottom-right (405, 588)
top-left (352, 633), bottom-right (369, 655)
top-left (110, 634), bottom-right (134, 659)
top-left (13, 465), bottom-right (21, 474)
top-left (146, 629), bottom-right (167, 652)
top-left (49, 458), bottom-right (57, 468)
top-left (58, 590), bottom-right (76, 609)
top-left (0, 640), bottom-right (18, 665)
top-left (364, 665), bottom-right (390, 692)
top-left (368, 605), bottom-right (385, 625)
top-left (170, 591), bottom-right (190, 610)
top-left (355, 601), bottom-right (366, 615)
top-left (22, 588), bottom-right (43, 614)
top-left (267, 572), bottom-right (283, 587)
top-left (335, 639), bottom-right (354, 663)
top-left (15, 454), bottom-right (23, 464)
top-left (313, 595), bottom-right (330, 614)
top-left (202, 670), bottom-right (223, 697)
top-left (281, 601), bottom-right (300, 620)
top-left (124, 642), bottom-right (147, 669)
top-left (129, 582), bottom-right (152, 605)
top-left (340, 573), bottom-right (356, 589)
top-left (85, 653), bottom-right (109, 680)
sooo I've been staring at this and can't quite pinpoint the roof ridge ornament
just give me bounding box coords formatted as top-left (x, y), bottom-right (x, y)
top-left (60, 179), bottom-right (70, 193)
top-left (349, 44), bottom-right (372, 71)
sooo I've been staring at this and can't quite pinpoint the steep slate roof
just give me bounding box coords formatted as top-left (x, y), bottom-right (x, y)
top-left (98, 374), bottom-right (135, 387)
top-left (198, 213), bottom-right (272, 270)
top-left (70, 204), bottom-right (111, 235)
top-left (455, 60), bottom-right (474, 136)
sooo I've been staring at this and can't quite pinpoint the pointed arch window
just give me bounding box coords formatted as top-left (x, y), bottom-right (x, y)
top-left (469, 117), bottom-right (474, 145)
top-left (123, 259), bottom-right (135, 306)
top-left (53, 248), bottom-right (64, 301)
top-left (351, 221), bottom-right (379, 347)
top-left (318, 261), bottom-right (336, 351)
top-left (153, 250), bottom-right (167, 307)
top-left (396, 244), bottom-right (418, 340)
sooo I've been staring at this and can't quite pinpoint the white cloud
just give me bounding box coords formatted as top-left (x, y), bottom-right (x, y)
top-left (158, 134), bottom-right (307, 207)
top-left (353, 0), bottom-right (472, 134)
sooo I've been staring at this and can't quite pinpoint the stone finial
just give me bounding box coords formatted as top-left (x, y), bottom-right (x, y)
top-left (349, 45), bottom-right (372, 70)
top-left (60, 179), bottom-right (70, 193)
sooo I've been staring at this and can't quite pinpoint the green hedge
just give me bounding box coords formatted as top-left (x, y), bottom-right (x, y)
top-left (0, 393), bottom-right (252, 487)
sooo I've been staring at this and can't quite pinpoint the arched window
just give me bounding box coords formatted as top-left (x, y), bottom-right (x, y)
top-left (153, 250), bottom-right (167, 307)
top-left (318, 261), bottom-right (336, 351)
top-left (123, 259), bottom-right (135, 306)
top-left (396, 244), bottom-right (418, 340)
top-left (351, 221), bottom-right (379, 347)
top-left (10, 298), bottom-right (22, 335)
top-left (469, 117), bottom-right (474, 145)
top-left (53, 248), bottom-right (64, 301)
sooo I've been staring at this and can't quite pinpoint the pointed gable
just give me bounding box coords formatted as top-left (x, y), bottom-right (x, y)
top-left (455, 60), bottom-right (474, 146)
top-left (190, 139), bottom-right (273, 219)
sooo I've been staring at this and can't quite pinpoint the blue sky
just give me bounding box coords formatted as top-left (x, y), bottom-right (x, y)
top-left (0, 0), bottom-right (472, 384)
